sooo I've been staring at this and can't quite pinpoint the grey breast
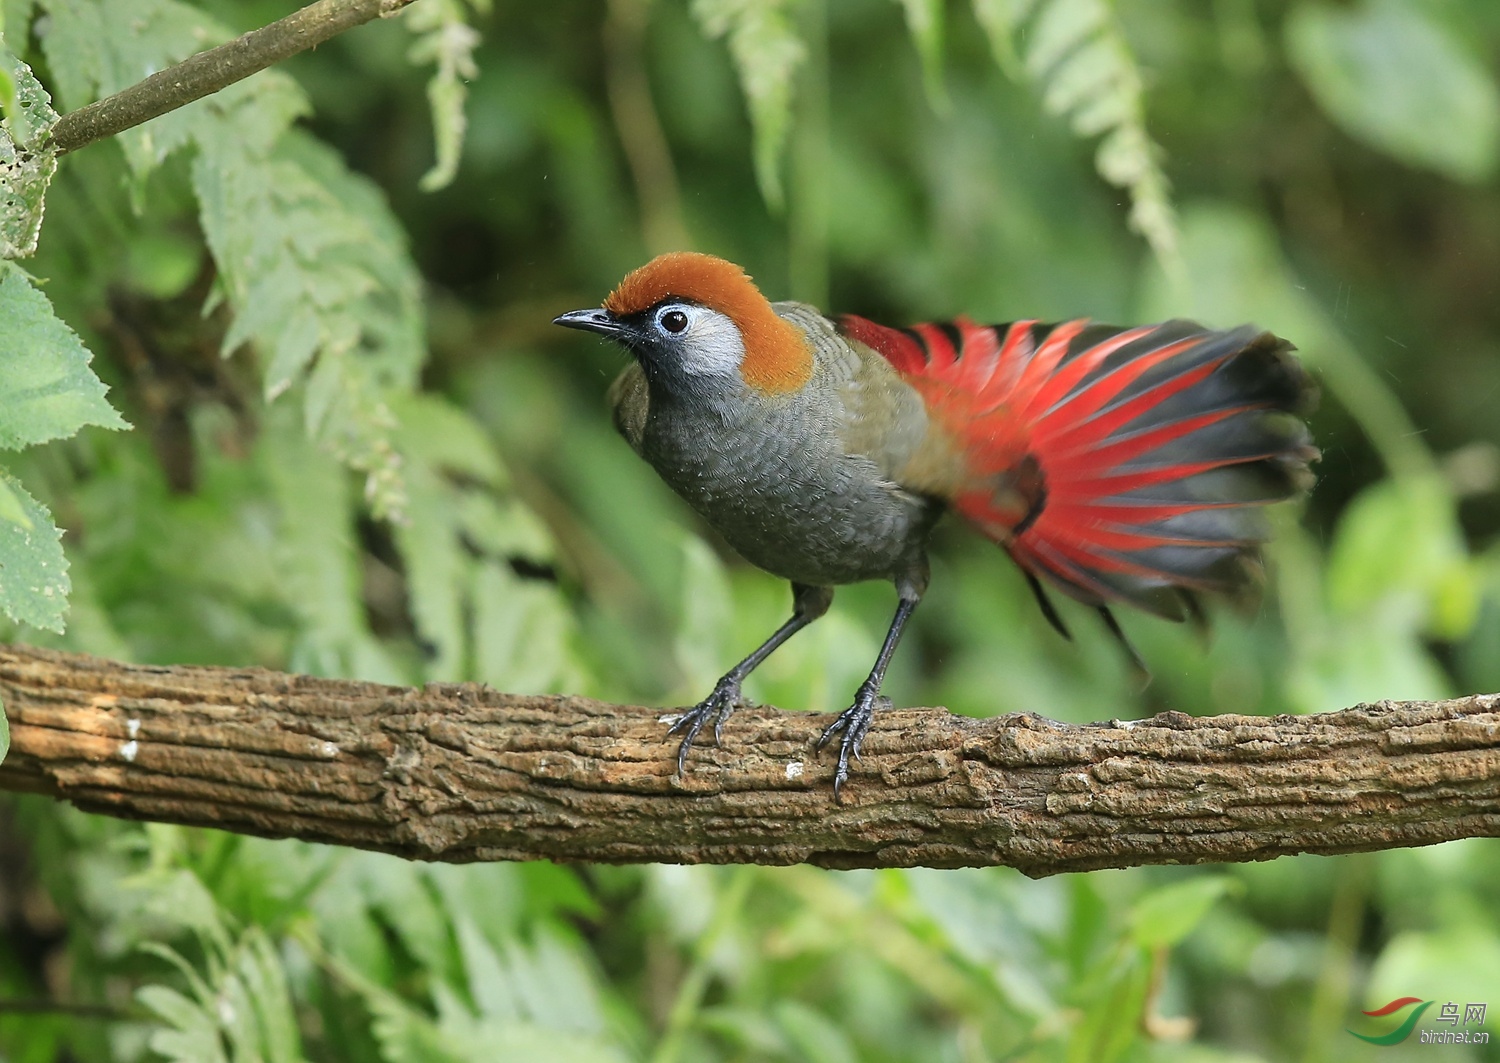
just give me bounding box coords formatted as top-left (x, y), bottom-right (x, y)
top-left (611, 304), bottom-right (941, 587)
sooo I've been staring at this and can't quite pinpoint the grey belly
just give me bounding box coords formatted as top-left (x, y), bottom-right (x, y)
top-left (662, 459), bottom-right (934, 586)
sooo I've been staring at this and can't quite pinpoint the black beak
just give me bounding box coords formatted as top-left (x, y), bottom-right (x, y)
top-left (553, 307), bottom-right (626, 337)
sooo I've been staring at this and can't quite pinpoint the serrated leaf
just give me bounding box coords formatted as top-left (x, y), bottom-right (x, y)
top-left (1129, 876), bottom-right (1236, 949)
top-left (193, 133), bottom-right (426, 521)
top-left (264, 306), bottom-right (323, 398)
top-left (0, 37), bottom-right (51, 145)
top-left (0, 42), bottom-right (56, 258)
top-left (45, 0), bottom-right (419, 517)
top-left (388, 393), bottom-right (531, 682)
top-left (0, 262), bottom-right (127, 448)
top-left (196, 129), bottom-right (423, 519)
top-left (1287, 0), bottom-right (1500, 183)
top-left (455, 915), bottom-right (518, 1022)
top-left (692, 0), bottom-right (806, 208)
top-left (0, 468), bottom-right (68, 631)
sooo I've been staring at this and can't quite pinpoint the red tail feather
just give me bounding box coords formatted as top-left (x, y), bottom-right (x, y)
top-left (838, 315), bottom-right (1318, 624)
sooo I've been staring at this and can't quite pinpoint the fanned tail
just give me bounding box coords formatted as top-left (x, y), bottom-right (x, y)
top-left (839, 315), bottom-right (1319, 633)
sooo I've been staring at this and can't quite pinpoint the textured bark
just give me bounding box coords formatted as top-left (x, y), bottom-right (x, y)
top-left (2, 644), bottom-right (1498, 875)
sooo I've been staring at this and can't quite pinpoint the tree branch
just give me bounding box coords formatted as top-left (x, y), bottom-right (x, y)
top-left (51, 0), bottom-right (423, 157)
top-left (1, 644), bottom-right (1498, 875)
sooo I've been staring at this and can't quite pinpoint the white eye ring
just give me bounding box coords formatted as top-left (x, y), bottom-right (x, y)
top-left (651, 303), bottom-right (745, 377)
top-left (658, 307), bottom-right (690, 334)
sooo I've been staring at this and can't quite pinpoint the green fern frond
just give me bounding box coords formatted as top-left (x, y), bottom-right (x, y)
top-left (973, 0), bottom-right (1183, 280)
top-left (40, 0), bottom-right (426, 519)
top-left (404, 0), bottom-right (489, 192)
top-left (692, 0), bottom-right (807, 209)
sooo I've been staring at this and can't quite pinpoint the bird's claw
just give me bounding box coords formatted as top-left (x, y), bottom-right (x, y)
top-left (667, 676), bottom-right (743, 776)
top-left (817, 687), bottom-right (890, 801)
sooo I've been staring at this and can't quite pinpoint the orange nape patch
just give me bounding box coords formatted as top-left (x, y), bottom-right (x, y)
top-left (602, 251), bottom-right (812, 394)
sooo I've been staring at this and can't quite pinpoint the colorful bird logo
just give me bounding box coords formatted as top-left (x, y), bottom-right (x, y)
top-left (1347, 998), bottom-right (1435, 1045)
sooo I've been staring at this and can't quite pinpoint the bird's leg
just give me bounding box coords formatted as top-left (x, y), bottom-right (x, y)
top-left (669, 582), bottom-right (832, 775)
top-left (818, 561), bottom-right (928, 800)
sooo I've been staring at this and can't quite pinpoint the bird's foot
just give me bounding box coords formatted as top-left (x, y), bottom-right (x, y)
top-left (816, 683), bottom-right (890, 801)
top-left (666, 675), bottom-right (744, 776)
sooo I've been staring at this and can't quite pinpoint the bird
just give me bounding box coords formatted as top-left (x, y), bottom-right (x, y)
top-left (554, 252), bottom-right (1317, 797)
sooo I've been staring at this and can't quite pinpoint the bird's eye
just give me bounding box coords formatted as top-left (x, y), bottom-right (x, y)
top-left (659, 309), bottom-right (689, 334)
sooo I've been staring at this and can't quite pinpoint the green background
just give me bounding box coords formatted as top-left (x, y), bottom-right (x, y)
top-left (2, 0), bottom-right (1500, 1060)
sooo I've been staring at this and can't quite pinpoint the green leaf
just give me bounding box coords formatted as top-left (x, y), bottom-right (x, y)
top-left (473, 560), bottom-right (577, 694)
top-left (138, 985), bottom-right (229, 1063)
top-left (387, 392), bottom-right (558, 684)
top-left (0, 40), bottom-right (57, 258)
top-left (394, 391), bottom-right (504, 485)
top-left (673, 537), bottom-right (732, 695)
top-left (228, 931), bottom-right (306, 1063)
top-left (137, 924), bottom-right (307, 1063)
top-left (1325, 474), bottom-right (1475, 638)
top-left (319, 939), bottom-right (626, 1063)
top-left (1128, 876), bottom-right (1236, 949)
top-left (0, 475), bottom-right (31, 527)
top-left (2, 1), bottom-right (37, 42)
top-left (0, 468), bottom-right (68, 631)
top-left (392, 443), bottom-right (468, 679)
top-left (1286, 0), bottom-right (1500, 183)
top-left (258, 409), bottom-right (403, 683)
top-left (0, 262), bottom-right (128, 448)
top-left (692, 0), bottom-right (806, 208)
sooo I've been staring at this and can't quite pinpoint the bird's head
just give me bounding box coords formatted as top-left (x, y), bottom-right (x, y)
top-left (553, 252), bottom-right (812, 395)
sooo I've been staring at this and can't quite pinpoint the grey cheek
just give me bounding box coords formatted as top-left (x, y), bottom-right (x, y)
top-left (678, 319), bottom-right (746, 378)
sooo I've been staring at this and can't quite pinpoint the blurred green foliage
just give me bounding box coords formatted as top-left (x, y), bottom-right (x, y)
top-left (2, 0), bottom-right (1500, 1060)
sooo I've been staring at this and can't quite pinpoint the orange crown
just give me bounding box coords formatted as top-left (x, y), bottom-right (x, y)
top-left (603, 252), bottom-right (812, 393)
